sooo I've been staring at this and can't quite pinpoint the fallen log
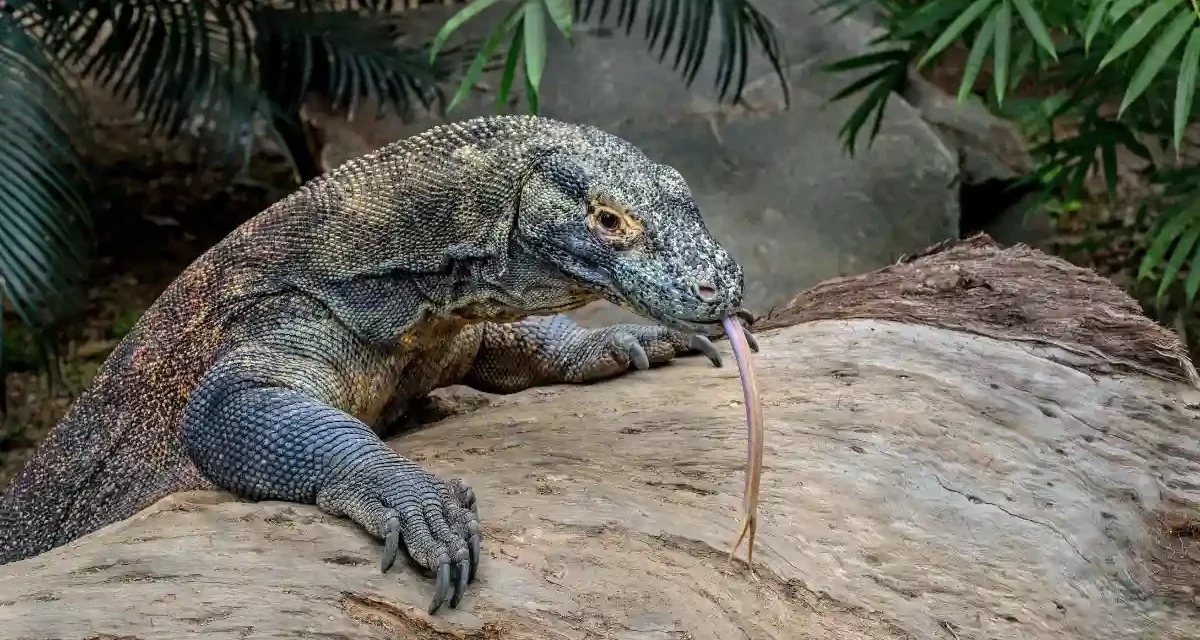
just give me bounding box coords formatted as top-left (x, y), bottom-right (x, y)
top-left (1, 235), bottom-right (1198, 640)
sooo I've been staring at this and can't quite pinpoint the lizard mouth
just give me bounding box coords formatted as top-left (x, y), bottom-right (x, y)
top-left (663, 310), bottom-right (752, 337)
top-left (678, 308), bottom-right (753, 326)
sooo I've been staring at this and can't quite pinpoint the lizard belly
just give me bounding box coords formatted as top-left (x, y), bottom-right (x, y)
top-left (349, 323), bottom-right (486, 429)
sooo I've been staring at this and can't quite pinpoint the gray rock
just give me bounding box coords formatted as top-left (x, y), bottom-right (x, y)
top-left (897, 74), bottom-right (1053, 249)
top-left (537, 2), bottom-right (959, 322)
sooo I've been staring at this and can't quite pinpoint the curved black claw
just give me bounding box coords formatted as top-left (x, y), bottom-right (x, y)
top-left (430, 562), bottom-right (452, 614)
top-left (689, 334), bottom-right (723, 367)
top-left (743, 328), bottom-right (759, 353)
top-left (468, 524), bottom-right (481, 581)
top-left (618, 333), bottom-right (651, 370)
top-left (733, 310), bottom-right (759, 353)
top-left (451, 557), bottom-right (470, 608)
top-left (381, 510), bottom-right (402, 573)
top-left (324, 458), bottom-right (481, 616)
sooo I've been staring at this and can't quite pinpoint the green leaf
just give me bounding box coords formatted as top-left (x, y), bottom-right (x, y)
top-left (447, 4), bottom-right (523, 113)
top-left (823, 49), bottom-right (910, 73)
top-left (522, 0), bottom-right (549, 96)
top-left (1140, 200), bottom-right (1200, 280)
top-left (524, 50), bottom-right (541, 113)
top-left (1173, 26), bottom-right (1200, 150)
top-left (1119, 9), bottom-right (1194, 116)
top-left (1101, 140), bottom-right (1118, 198)
top-left (1009, 0), bottom-right (1058, 59)
top-left (994, 0), bottom-right (1012, 105)
top-left (918, 0), bottom-right (997, 68)
top-left (829, 64), bottom-right (902, 103)
top-left (1185, 235), bottom-right (1200, 304)
top-left (0, 16), bottom-right (91, 354)
top-left (835, 63), bottom-right (906, 154)
top-left (1099, 0), bottom-right (1183, 69)
top-left (959, 7), bottom-right (998, 102)
top-left (543, 0), bottom-right (575, 42)
top-left (430, 0), bottom-right (506, 63)
top-left (1159, 220), bottom-right (1200, 299)
top-left (1109, 0), bottom-right (1146, 23)
top-left (896, 0), bottom-right (972, 39)
top-left (1084, 0), bottom-right (1114, 53)
top-left (496, 27), bottom-right (524, 111)
top-left (574, 0), bottom-right (791, 108)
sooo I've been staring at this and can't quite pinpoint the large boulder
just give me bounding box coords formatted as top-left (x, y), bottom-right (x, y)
top-left (3, 236), bottom-right (1198, 640)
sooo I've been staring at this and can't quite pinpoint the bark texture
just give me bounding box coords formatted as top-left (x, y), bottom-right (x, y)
top-left (2, 235), bottom-right (1198, 640)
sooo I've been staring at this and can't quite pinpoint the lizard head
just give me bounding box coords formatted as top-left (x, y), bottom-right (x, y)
top-left (514, 130), bottom-right (744, 337)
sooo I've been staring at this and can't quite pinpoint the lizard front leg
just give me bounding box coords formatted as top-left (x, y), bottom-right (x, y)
top-left (181, 341), bottom-right (479, 614)
top-left (462, 314), bottom-right (725, 394)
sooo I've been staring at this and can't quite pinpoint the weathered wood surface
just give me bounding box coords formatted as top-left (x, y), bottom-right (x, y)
top-left (2, 235), bottom-right (1198, 640)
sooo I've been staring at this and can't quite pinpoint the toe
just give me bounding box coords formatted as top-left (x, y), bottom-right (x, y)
top-left (448, 477), bottom-right (478, 516)
top-left (617, 333), bottom-right (650, 370)
top-left (688, 334), bottom-right (723, 366)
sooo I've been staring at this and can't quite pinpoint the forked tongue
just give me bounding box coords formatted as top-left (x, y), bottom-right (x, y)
top-left (721, 314), bottom-right (764, 579)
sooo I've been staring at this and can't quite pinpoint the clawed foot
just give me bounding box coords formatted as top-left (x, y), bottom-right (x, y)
top-left (319, 460), bottom-right (482, 614)
top-left (564, 323), bottom-right (728, 381)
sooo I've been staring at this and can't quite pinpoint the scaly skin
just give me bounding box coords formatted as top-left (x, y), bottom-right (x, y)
top-left (0, 115), bottom-right (748, 613)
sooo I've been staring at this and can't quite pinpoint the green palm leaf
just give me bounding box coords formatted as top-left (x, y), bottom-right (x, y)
top-left (24, 1), bottom-right (459, 173)
top-left (0, 12), bottom-right (92, 403)
top-left (435, 0), bottom-right (789, 114)
top-left (575, 0), bottom-right (788, 104)
top-left (0, 0), bottom-right (478, 389)
top-left (253, 6), bottom-right (454, 120)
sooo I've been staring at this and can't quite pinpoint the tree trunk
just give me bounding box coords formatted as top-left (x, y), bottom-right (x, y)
top-left (2, 235), bottom-right (1198, 640)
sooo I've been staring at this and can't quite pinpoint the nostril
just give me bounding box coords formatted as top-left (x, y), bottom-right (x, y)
top-left (694, 282), bottom-right (718, 302)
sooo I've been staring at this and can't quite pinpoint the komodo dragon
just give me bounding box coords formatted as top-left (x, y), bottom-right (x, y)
top-left (0, 115), bottom-right (754, 613)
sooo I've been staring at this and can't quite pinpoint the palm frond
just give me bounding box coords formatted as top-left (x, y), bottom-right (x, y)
top-left (21, 1), bottom-right (461, 173)
top-left (0, 11), bottom-right (92, 403)
top-left (251, 6), bottom-right (459, 122)
top-left (0, 0), bottom-right (478, 389)
top-left (574, 0), bottom-right (789, 105)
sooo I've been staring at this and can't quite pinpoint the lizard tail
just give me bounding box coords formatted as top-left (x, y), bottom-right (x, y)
top-left (0, 387), bottom-right (205, 565)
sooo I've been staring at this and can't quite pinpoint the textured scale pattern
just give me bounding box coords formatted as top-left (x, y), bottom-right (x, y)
top-left (0, 115), bottom-right (745, 613)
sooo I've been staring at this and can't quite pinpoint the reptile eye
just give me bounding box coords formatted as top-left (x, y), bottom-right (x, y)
top-left (598, 211), bottom-right (621, 230)
top-left (588, 202), bottom-right (643, 247)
